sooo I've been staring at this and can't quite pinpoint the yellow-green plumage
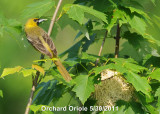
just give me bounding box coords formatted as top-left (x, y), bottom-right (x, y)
top-left (25, 18), bottom-right (72, 82)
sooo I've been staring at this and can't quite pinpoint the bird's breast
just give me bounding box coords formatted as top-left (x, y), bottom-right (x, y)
top-left (25, 27), bottom-right (43, 39)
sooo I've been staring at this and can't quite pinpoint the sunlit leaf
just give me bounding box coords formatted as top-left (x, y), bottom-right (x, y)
top-left (125, 72), bottom-right (151, 97)
top-left (20, 0), bottom-right (55, 20)
top-left (77, 5), bottom-right (108, 23)
top-left (149, 68), bottom-right (160, 81)
top-left (30, 105), bottom-right (44, 113)
top-left (72, 75), bottom-right (94, 104)
top-left (21, 69), bottom-right (36, 77)
top-left (1, 66), bottom-right (23, 78)
top-left (32, 64), bottom-right (45, 75)
top-left (150, 0), bottom-right (156, 4)
top-left (0, 90), bottom-right (3, 98)
top-left (129, 15), bottom-right (146, 35)
top-left (155, 87), bottom-right (160, 111)
top-left (110, 58), bottom-right (147, 73)
top-left (67, 5), bottom-right (84, 24)
top-left (63, 4), bottom-right (108, 24)
top-left (137, 93), bottom-right (159, 114)
top-left (0, 13), bottom-right (21, 39)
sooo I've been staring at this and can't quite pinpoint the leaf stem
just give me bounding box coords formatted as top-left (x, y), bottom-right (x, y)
top-left (24, 0), bottom-right (63, 114)
top-left (80, 62), bottom-right (89, 73)
top-left (114, 23), bottom-right (121, 58)
top-left (95, 30), bottom-right (108, 66)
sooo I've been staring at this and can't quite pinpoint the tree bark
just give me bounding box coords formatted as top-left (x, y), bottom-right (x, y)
top-left (115, 23), bottom-right (121, 58)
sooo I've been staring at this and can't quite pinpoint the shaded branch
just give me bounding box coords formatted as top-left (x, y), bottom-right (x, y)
top-left (114, 23), bottom-right (120, 58)
top-left (95, 30), bottom-right (108, 66)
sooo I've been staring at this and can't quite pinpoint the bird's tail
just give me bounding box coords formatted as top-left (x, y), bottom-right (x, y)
top-left (53, 58), bottom-right (72, 82)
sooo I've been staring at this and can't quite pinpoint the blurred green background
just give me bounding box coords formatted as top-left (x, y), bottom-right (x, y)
top-left (0, 0), bottom-right (160, 114)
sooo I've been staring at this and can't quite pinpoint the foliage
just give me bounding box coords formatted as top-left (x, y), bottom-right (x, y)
top-left (20, 0), bottom-right (55, 20)
top-left (0, 13), bottom-right (21, 40)
top-left (0, 0), bottom-right (160, 114)
top-left (0, 90), bottom-right (3, 98)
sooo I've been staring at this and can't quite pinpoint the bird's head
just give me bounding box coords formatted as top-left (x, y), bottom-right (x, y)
top-left (25, 18), bottom-right (47, 28)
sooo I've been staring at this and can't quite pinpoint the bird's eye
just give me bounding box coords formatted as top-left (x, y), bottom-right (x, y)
top-left (33, 19), bottom-right (37, 22)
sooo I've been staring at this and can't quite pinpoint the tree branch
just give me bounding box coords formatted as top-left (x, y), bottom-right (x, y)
top-left (24, 0), bottom-right (63, 114)
top-left (114, 23), bottom-right (120, 58)
top-left (95, 30), bottom-right (108, 66)
top-left (48, 0), bottom-right (63, 36)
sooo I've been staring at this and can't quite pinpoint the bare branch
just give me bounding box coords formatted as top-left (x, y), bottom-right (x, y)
top-left (48, 0), bottom-right (63, 36)
top-left (95, 30), bottom-right (108, 66)
top-left (24, 85), bottom-right (35, 114)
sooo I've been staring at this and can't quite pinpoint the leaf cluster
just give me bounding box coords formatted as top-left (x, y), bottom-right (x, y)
top-left (0, 0), bottom-right (160, 114)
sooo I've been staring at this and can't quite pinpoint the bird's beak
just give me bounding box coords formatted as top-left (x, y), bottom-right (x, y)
top-left (38, 19), bottom-right (47, 23)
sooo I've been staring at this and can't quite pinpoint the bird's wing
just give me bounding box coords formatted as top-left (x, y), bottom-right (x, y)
top-left (42, 32), bottom-right (57, 57)
top-left (27, 33), bottom-right (57, 58)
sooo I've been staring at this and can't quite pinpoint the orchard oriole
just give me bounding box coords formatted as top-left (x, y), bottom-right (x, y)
top-left (25, 18), bottom-right (72, 82)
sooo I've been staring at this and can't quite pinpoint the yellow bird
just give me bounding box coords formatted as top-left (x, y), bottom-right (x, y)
top-left (25, 18), bottom-right (72, 82)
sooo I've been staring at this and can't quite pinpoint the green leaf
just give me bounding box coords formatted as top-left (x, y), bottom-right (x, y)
top-left (143, 34), bottom-right (160, 47)
top-left (129, 15), bottom-right (146, 35)
top-left (137, 92), bottom-right (158, 114)
top-left (30, 105), bottom-right (44, 113)
top-left (106, 9), bottom-right (124, 31)
top-left (67, 5), bottom-right (84, 24)
top-left (110, 58), bottom-right (147, 73)
top-left (1, 66), bottom-right (23, 78)
top-left (150, 0), bottom-right (156, 4)
top-left (72, 75), bottom-right (94, 104)
top-left (92, 58), bottom-right (151, 97)
top-left (32, 64), bottom-right (45, 75)
top-left (20, 0), bottom-right (55, 20)
top-left (82, 34), bottom-right (96, 52)
top-left (125, 72), bottom-right (151, 97)
top-left (49, 69), bottom-right (73, 86)
top-left (120, 0), bottom-right (143, 10)
top-left (64, 4), bottom-right (108, 24)
top-left (155, 87), bottom-right (160, 111)
top-left (149, 68), bottom-right (160, 81)
top-left (0, 13), bottom-right (21, 39)
top-left (33, 80), bottom-right (65, 105)
top-left (123, 31), bottom-right (145, 50)
top-left (64, 58), bottom-right (79, 66)
top-left (90, 0), bottom-right (117, 13)
top-left (0, 90), bottom-right (3, 98)
top-left (90, 63), bottom-right (114, 76)
top-left (115, 100), bottom-right (144, 114)
top-left (21, 69), bottom-right (36, 77)
top-left (81, 52), bottom-right (99, 62)
top-left (124, 62), bottom-right (147, 73)
top-left (77, 5), bottom-right (108, 23)
top-left (142, 55), bottom-right (160, 67)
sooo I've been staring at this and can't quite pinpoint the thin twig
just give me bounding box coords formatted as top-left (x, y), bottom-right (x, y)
top-left (95, 30), bottom-right (108, 66)
top-left (114, 23), bottom-right (120, 58)
top-left (25, 85), bottom-right (35, 114)
top-left (24, 0), bottom-right (63, 114)
top-left (48, 0), bottom-right (63, 36)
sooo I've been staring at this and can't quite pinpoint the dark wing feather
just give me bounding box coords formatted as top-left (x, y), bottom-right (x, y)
top-left (26, 30), bottom-right (57, 58)
top-left (42, 33), bottom-right (57, 56)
